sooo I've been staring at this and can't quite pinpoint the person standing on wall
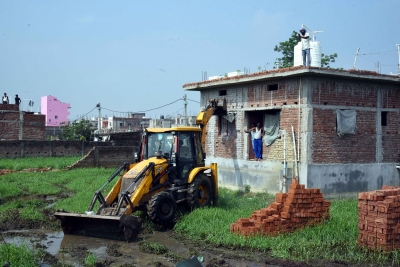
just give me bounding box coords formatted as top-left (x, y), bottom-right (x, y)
top-left (15, 94), bottom-right (21, 106)
top-left (2, 93), bottom-right (9, 104)
top-left (247, 122), bottom-right (264, 161)
top-left (245, 122), bottom-right (256, 160)
top-left (298, 27), bottom-right (310, 67)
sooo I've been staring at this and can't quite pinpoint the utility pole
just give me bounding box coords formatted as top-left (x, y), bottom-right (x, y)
top-left (183, 94), bottom-right (187, 118)
top-left (96, 103), bottom-right (101, 132)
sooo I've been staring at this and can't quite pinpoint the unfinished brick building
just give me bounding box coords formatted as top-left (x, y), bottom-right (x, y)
top-left (0, 104), bottom-right (45, 140)
top-left (183, 67), bottom-right (400, 197)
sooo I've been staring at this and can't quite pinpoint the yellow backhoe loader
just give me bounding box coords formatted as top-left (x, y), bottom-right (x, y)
top-left (54, 99), bottom-right (225, 241)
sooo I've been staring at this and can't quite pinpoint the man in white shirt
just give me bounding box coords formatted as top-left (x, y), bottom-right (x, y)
top-left (298, 28), bottom-right (310, 67)
top-left (246, 122), bottom-right (264, 161)
top-left (2, 93), bottom-right (9, 104)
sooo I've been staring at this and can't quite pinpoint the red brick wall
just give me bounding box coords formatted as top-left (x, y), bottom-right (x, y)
top-left (312, 109), bottom-right (376, 163)
top-left (0, 104), bottom-right (19, 111)
top-left (213, 117), bottom-right (237, 158)
top-left (247, 79), bottom-right (301, 108)
top-left (70, 146), bottom-right (135, 168)
top-left (23, 113), bottom-right (45, 140)
top-left (311, 78), bottom-right (400, 164)
top-left (0, 139), bottom-right (139, 159)
top-left (0, 104), bottom-right (45, 140)
top-left (0, 105), bottom-right (20, 140)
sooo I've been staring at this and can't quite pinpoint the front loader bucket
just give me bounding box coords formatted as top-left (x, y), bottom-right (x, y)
top-left (54, 212), bottom-right (142, 241)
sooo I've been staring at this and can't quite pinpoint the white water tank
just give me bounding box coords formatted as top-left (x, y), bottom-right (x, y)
top-left (294, 41), bottom-right (321, 67)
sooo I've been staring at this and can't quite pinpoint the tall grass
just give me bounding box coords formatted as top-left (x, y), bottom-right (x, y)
top-left (0, 168), bottom-right (115, 224)
top-left (0, 243), bottom-right (45, 267)
top-left (0, 156), bottom-right (81, 170)
top-left (175, 189), bottom-right (400, 266)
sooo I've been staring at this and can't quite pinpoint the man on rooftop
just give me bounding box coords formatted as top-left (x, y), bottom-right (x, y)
top-left (298, 27), bottom-right (311, 67)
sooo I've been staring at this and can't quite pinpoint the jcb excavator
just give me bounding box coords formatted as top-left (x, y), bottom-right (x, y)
top-left (54, 99), bottom-right (225, 241)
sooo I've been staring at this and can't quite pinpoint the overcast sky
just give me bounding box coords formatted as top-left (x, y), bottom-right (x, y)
top-left (1, 1), bottom-right (399, 120)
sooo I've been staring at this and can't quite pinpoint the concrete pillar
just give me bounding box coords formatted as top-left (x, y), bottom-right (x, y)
top-left (19, 110), bottom-right (23, 140)
top-left (376, 89), bottom-right (382, 163)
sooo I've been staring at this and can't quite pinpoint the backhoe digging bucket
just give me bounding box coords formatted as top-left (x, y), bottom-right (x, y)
top-left (54, 212), bottom-right (142, 241)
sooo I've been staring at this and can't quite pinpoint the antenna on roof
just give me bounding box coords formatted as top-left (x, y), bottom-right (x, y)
top-left (353, 48), bottom-right (360, 69)
top-left (301, 24), bottom-right (323, 42)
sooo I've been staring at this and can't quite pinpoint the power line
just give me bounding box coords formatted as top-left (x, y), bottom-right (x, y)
top-left (166, 107), bottom-right (185, 117)
top-left (102, 98), bottom-right (183, 114)
top-left (358, 55), bottom-right (398, 66)
top-left (187, 98), bottom-right (200, 103)
top-left (73, 107), bottom-right (97, 122)
top-left (360, 50), bottom-right (398, 56)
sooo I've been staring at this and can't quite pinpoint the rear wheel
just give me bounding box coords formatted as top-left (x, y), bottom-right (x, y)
top-left (147, 191), bottom-right (177, 224)
top-left (187, 174), bottom-right (213, 208)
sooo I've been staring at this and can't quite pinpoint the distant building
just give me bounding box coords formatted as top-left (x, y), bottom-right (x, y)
top-left (41, 96), bottom-right (71, 127)
top-left (0, 104), bottom-right (45, 140)
top-left (149, 115), bottom-right (197, 128)
top-left (89, 113), bottom-right (151, 134)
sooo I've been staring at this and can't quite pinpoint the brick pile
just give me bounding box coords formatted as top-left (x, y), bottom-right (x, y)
top-left (230, 179), bottom-right (331, 236)
top-left (358, 185), bottom-right (400, 251)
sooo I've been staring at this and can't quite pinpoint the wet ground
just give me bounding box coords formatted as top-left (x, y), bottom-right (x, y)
top-left (1, 226), bottom-right (356, 267)
top-left (0, 167), bottom-right (355, 266)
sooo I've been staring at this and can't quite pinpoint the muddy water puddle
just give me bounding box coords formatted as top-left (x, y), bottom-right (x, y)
top-left (2, 229), bottom-right (191, 267)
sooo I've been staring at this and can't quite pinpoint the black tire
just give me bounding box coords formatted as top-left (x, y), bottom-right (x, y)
top-left (187, 174), bottom-right (213, 208)
top-left (147, 191), bottom-right (177, 224)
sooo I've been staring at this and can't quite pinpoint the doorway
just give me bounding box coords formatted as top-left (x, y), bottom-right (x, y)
top-left (246, 111), bottom-right (264, 160)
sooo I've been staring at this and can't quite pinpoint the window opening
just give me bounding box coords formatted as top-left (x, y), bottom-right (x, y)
top-left (268, 84), bottom-right (278, 91)
top-left (219, 90), bottom-right (227, 96)
top-left (218, 115), bottom-right (229, 136)
top-left (381, 111), bottom-right (388, 126)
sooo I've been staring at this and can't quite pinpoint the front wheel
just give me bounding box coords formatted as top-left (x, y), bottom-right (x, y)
top-left (187, 174), bottom-right (213, 208)
top-left (147, 191), bottom-right (177, 224)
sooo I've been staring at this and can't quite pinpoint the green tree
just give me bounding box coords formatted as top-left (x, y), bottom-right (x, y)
top-left (274, 30), bottom-right (338, 68)
top-left (274, 31), bottom-right (299, 68)
top-left (58, 119), bottom-right (95, 141)
top-left (321, 53), bottom-right (338, 68)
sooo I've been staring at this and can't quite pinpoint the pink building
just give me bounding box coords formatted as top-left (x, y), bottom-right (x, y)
top-left (41, 96), bottom-right (71, 126)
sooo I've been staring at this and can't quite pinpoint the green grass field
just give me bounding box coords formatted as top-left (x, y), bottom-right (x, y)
top-left (1, 157), bottom-right (399, 266)
top-left (0, 156), bottom-right (81, 170)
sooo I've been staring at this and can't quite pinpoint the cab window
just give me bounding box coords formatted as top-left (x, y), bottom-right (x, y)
top-left (147, 132), bottom-right (173, 158)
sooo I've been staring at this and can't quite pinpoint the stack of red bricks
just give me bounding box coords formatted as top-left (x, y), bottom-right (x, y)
top-left (230, 179), bottom-right (331, 236)
top-left (358, 185), bottom-right (400, 251)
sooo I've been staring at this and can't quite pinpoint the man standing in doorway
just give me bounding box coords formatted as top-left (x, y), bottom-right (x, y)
top-left (298, 27), bottom-right (310, 67)
top-left (247, 122), bottom-right (264, 161)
